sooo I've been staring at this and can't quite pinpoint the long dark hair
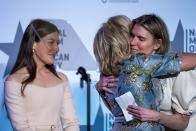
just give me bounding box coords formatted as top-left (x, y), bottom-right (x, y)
top-left (10, 19), bottom-right (60, 96)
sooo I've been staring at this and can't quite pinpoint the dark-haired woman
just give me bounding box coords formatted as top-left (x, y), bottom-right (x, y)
top-left (5, 19), bottom-right (79, 131)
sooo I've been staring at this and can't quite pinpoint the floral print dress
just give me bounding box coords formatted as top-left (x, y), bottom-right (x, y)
top-left (104, 53), bottom-right (181, 131)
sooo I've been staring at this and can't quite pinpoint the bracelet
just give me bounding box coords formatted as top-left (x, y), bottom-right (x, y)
top-left (96, 87), bottom-right (106, 98)
top-left (96, 87), bottom-right (112, 111)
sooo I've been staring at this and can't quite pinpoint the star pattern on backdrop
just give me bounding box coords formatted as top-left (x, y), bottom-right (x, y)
top-left (0, 22), bottom-right (23, 77)
top-left (170, 20), bottom-right (184, 52)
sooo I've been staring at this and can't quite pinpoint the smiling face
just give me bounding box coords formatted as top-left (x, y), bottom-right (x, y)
top-left (129, 24), bottom-right (161, 56)
top-left (33, 31), bottom-right (59, 66)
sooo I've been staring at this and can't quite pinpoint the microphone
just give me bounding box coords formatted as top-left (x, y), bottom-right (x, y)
top-left (76, 66), bottom-right (91, 131)
top-left (76, 66), bottom-right (91, 88)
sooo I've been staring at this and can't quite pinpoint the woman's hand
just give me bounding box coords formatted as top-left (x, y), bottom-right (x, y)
top-left (127, 105), bottom-right (160, 122)
top-left (96, 74), bottom-right (119, 94)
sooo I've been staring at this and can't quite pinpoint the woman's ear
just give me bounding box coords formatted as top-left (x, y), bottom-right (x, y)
top-left (154, 39), bottom-right (162, 50)
top-left (32, 42), bottom-right (37, 52)
top-left (32, 42), bottom-right (37, 53)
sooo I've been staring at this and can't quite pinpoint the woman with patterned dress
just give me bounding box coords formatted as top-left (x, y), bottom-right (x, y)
top-left (93, 15), bottom-right (196, 131)
top-left (96, 14), bottom-right (193, 131)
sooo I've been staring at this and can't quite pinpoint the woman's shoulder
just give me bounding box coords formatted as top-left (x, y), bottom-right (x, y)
top-left (124, 53), bottom-right (145, 64)
top-left (5, 68), bottom-right (28, 91)
top-left (6, 67), bottom-right (29, 83)
top-left (57, 72), bottom-right (68, 82)
top-left (57, 72), bottom-right (71, 89)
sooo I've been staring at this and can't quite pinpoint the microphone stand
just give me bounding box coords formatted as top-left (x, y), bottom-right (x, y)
top-left (76, 67), bottom-right (91, 131)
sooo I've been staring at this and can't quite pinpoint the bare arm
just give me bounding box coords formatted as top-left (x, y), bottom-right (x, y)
top-left (127, 105), bottom-right (190, 130)
top-left (181, 53), bottom-right (196, 71)
top-left (159, 111), bottom-right (190, 130)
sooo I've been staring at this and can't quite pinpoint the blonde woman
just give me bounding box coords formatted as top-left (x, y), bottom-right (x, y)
top-left (94, 14), bottom-right (196, 131)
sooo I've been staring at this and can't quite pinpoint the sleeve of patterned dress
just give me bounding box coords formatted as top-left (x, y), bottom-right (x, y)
top-left (5, 81), bottom-right (33, 131)
top-left (61, 80), bottom-right (80, 131)
top-left (171, 70), bottom-right (196, 131)
top-left (146, 53), bottom-right (182, 77)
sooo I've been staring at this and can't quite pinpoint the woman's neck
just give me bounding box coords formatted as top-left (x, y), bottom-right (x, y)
top-left (36, 65), bottom-right (50, 75)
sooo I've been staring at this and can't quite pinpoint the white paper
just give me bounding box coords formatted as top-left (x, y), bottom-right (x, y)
top-left (115, 91), bottom-right (137, 121)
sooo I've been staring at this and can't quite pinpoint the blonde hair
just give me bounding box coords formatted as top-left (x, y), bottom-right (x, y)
top-left (93, 15), bottom-right (131, 76)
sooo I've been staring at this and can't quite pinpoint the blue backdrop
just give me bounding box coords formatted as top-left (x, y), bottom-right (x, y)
top-left (0, 0), bottom-right (196, 131)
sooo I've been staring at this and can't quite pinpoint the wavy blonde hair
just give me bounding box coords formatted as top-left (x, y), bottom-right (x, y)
top-left (93, 15), bottom-right (132, 76)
